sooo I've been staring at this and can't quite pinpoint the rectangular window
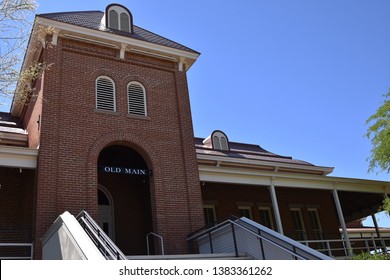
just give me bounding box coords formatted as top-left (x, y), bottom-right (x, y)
top-left (308, 208), bottom-right (324, 240)
top-left (238, 206), bottom-right (253, 220)
top-left (290, 208), bottom-right (306, 240)
top-left (203, 205), bottom-right (216, 226)
top-left (258, 207), bottom-right (275, 230)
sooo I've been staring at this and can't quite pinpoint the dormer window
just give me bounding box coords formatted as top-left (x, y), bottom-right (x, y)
top-left (203, 130), bottom-right (230, 151)
top-left (106, 4), bottom-right (133, 33)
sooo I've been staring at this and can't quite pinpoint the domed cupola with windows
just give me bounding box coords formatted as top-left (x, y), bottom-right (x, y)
top-left (105, 3), bottom-right (133, 33)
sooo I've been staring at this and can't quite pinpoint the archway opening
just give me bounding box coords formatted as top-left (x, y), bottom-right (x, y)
top-left (98, 144), bottom-right (153, 255)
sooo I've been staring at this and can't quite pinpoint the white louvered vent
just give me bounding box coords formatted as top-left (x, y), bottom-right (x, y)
top-left (128, 82), bottom-right (146, 116)
top-left (212, 131), bottom-right (230, 151)
top-left (220, 136), bottom-right (228, 151)
top-left (213, 136), bottom-right (221, 150)
top-left (96, 77), bottom-right (115, 111)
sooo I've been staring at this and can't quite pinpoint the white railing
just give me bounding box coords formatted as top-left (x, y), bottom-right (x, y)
top-left (0, 242), bottom-right (34, 260)
top-left (146, 232), bottom-right (164, 256)
top-left (301, 236), bottom-right (390, 258)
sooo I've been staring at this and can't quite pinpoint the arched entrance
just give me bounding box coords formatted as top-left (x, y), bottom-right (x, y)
top-left (97, 144), bottom-right (153, 255)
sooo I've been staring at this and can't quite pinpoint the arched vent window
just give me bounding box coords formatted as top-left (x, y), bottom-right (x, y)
top-left (128, 82), bottom-right (147, 116)
top-left (96, 76), bottom-right (116, 112)
top-left (120, 13), bottom-right (130, 32)
top-left (212, 131), bottom-right (230, 151)
top-left (109, 10), bottom-right (119, 30)
top-left (106, 4), bottom-right (133, 33)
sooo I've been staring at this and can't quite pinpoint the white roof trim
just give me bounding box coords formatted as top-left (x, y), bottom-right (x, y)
top-left (198, 165), bottom-right (389, 194)
top-left (197, 153), bottom-right (334, 175)
top-left (36, 17), bottom-right (199, 67)
top-left (0, 146), bottom-right (38, 169)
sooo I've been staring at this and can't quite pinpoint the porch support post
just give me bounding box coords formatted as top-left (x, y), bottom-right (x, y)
top-left (371, 213), bottom-right (381, 239)
top-left (269, 178), bottom-right (283, 235)
top-left (332, 187), bottom-right (353, 257)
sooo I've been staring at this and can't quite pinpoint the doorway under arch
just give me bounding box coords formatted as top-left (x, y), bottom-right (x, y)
top-left (98, 185), bottom-right (115, 241)
top-left (97, 144), bottom-right (154, 255)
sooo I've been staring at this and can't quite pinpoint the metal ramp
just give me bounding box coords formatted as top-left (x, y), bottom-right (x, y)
top-left (187, 217), bottom-right (333, 260)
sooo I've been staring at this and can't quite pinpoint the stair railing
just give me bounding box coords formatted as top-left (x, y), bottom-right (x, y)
top-left (76, 210), bottom-right (126, 260)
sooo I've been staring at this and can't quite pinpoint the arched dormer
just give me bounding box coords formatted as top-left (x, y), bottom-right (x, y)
top-left (106, 4), bottom-right (133, 33)
top-left (203, 130), bottom-right (230, 151)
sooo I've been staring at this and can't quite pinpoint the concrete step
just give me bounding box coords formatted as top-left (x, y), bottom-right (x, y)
top-left (126, 252), bottom-right (253, 260)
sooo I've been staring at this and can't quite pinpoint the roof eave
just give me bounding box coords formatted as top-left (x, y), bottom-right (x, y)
top-left (196, 153), bottom-right (334, 176)
top-left (36, 16), bottom-right (200, 69)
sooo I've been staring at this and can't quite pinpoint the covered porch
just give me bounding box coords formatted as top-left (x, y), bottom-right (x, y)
top-left (198, 156), bottom-right (389, 258)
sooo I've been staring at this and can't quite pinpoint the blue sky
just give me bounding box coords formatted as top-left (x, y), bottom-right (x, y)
top-left (6, 0), bottom-right (390, 226)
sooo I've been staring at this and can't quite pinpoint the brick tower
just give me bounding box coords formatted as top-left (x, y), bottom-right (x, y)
top-left (14, 4), bottom-right (204, 258)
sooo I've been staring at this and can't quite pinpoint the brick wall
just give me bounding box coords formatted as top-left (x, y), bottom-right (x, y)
top-left (202, 182), bottom-right (341, 240)
top-left (0, 168), bottom-right (35, 242)
top-left (32, 37), bottom-right (204, 258)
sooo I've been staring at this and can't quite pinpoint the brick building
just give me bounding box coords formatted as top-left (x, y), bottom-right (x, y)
top-left (0, 4), bottom-right (388, 259)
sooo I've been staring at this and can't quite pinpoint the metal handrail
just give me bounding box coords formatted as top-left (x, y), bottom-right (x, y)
top-left (301, 236), bottom-right (390, 257)
top-left (0, 242), bottom-right (34, 260)
top-left (76, 210), bottom-right (126, 260)
top-left (146, 232), bottom-right (164, 255)
top-left (188, 217), bottom-right (330, 260)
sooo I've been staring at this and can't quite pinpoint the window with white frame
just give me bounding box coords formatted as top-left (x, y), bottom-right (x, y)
top-left (203, 205), bottom-right (217, 226)
top-left (96, 76), bottom-right (116, 112)
top-left (106, 4), bottom-right (133, 33)
top-left (258, 206), bottom-right (275, 230)
top-left (238, 206), bottom-right (253, 219)
top-left (308, 208), bottom-right (324, 240)
top-left (290, 208), bottom-right (307, 240)
top-left (128, 82), bottom-right (147, 116)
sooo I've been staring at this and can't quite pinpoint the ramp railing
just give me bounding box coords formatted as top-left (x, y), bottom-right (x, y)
top-left (76, 210), bottom-right (126, 260)
top-left (188, 217), bottom-right (333, 260)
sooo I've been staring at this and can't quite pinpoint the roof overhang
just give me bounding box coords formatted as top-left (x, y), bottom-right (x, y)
top-left (197, 153), bottom-right (334, 176)
top-left (0, 146), bottom-right (38, 169)
top-left (198, 163), bottom-right (390, 194)
top-left (36, 17), bottom-right (200, 69)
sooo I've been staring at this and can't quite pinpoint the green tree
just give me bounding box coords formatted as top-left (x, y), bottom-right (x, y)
top-left (366, 91), bottom-right (390, 173)
top-left (0, 0), bottom-right (37, 104)
top-left (366, 90), bottom-right (390, 214)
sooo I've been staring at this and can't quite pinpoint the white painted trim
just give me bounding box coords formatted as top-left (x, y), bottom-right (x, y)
top-left (258, 206), bottom-right (275, 231)
top-left (197, 153), bottom-right (334, 175)
top-left (0, 146), bottom-right (38, 169)
top-left (290, 207), bottom-right (307, 240)
top-left (198, 165), bottom-right (389, 194)
top-left (237, 205), bottom-right (253, 219)
top-left (36, 17), bottom-right (199, 67)
top-left (203, 204), bottom-right (217, 224)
